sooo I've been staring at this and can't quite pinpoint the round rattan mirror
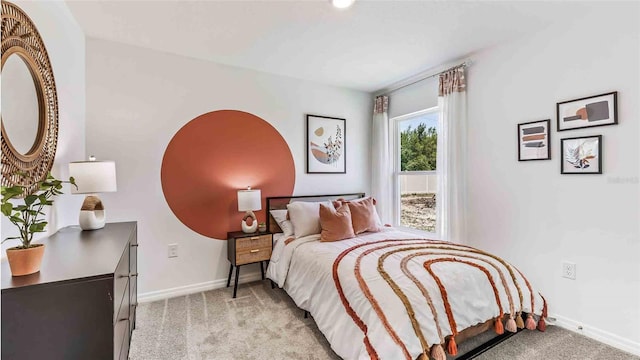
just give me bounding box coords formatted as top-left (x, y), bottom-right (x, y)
top-left (1, 1), bottom-right (59, 194)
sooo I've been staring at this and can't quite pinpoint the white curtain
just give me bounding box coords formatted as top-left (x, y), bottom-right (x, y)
top-left (436, 67), bottom-right (467, 243)
top-left (371, 96), bottom-right (393, 224)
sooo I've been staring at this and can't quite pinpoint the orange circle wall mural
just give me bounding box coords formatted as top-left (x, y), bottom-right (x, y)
top-left (161, 110), bottom-right (295, 239)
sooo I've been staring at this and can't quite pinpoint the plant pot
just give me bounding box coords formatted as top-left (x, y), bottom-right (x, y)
top-left (6, 244), bottom-right (45, 276)
top-left (258, 224), bottom-right (267, 232)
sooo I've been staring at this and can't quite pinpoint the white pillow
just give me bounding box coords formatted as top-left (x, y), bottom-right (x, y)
top-left (287, 201), bottom-right (334, 238)
top-left (269, 209), bottom-right (294, 237)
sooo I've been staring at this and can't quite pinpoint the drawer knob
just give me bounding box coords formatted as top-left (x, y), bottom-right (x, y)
top-left (250, 236), bottom-right (260, 240)
top-left (118, 318), bottom-right (128, 322)
top-left (130, 273), bottom-right (139, 277)
top-left (250, 249), bottom-right (259, 253)
top-left (131, 244), bottom-right (139, 247)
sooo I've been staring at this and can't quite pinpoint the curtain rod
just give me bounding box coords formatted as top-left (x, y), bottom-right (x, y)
top-left (376, 60), bottom-right (471, 97)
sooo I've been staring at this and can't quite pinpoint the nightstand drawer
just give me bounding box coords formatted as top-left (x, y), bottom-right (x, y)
top-left (236, 246), bottom-right (271, 265)
top-left (236, 235), bottom-right (271, 250)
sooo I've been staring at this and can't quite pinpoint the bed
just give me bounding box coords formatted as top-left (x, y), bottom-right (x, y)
top-left (265, 193), bottom-right (547, 360)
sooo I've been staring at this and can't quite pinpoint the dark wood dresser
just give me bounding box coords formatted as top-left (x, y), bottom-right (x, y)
top-left (1, 221), bottom-right (138, 360)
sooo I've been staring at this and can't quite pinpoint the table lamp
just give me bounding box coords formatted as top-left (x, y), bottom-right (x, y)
top-left (69, 156), bottom-right (117, 230)
top-left (237, 187), bottom-right (261, 233)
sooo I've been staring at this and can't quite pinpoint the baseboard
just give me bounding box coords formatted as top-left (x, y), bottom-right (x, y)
top-left (550, 313), bottom-right (640, 356)
top-left (138, 271), bottom-right (264, 303)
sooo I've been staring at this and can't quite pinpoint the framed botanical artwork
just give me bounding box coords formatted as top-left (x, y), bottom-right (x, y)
top-left (557, 91), bottom-right (617, 131)
top-left (306, 114), bottom-right (346, 174)
top-left (561, 135), bottom-right (602, 174)
top-left (518, 119), bottom-right (551, 161)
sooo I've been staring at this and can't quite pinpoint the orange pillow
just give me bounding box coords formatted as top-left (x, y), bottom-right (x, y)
top-left (346, 197), bottom-right (382, 234)
top-left (319, 203), bottom-right (355, 242)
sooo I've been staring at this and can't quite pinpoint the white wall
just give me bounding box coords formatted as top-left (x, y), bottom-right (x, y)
top-left (466, 2), bottom-right (639, 354)
top-left (85, 38), bottom-right (372, 297)
top-left (1, 0), bottom-right (85, 253)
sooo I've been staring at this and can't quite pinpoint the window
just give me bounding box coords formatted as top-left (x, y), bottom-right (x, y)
top-left (392, 107), bottom-right (439, 235)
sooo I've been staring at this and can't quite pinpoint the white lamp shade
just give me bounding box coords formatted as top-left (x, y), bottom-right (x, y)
top-left (237, 189), bottom-right (261, 212)
top-left (69, 161), bottom-right (117, 194)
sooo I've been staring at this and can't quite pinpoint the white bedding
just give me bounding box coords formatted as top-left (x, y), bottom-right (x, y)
top-left (267, 229), bottom-right (545, 360)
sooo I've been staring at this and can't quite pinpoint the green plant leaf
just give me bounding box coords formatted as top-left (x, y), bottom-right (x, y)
top-left (24, 195), bottom-right (38, 206)
top-left (10, 216), bottom-right (24, 223)
top-left (2, 186), bottom-right (23, 201)
top-left (1, 203), bottom-right (13, 216)
top-left (29, 222), bottom-right (47, 233)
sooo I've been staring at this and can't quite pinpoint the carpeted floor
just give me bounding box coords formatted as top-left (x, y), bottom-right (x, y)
top-left (130, 280), bottom-right (638, 360)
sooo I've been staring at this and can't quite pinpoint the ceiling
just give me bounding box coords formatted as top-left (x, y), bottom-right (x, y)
top-left (67, 1), bottom-right (591, 92)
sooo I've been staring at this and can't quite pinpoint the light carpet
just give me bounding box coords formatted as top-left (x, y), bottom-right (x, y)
top-left (130, 280), bottom-right (638, 360)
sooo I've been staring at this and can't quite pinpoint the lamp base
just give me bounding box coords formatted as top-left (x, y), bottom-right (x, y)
top-left (79, 195), bottom-right (106, 231)
top-left (241, 210), bottom-right (258, 233)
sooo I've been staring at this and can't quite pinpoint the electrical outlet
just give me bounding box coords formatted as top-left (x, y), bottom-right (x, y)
top-left (168, 244), bottom-right (178, 258)
top-left (562, 262), bottom-right (576, 280)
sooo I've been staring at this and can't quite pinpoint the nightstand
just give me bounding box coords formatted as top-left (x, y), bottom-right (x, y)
top-left (226, 231), bottom-right (273, 298)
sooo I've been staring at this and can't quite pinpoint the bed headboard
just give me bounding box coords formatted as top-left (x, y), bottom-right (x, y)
top-left (266, 193), bottom-right (365, 233)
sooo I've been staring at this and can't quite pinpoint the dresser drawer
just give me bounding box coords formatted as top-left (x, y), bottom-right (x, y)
top-left (114, 281), bottom-right (130, 359)
top-left (113, 245), bottom-right (130, 323)
top-left (236, 235), bottom-right (271, 250)
top-left (130, 244), bottom-right (137, 274)
top-left (236, 246), bottom-right (271, 265)
top-left (113, 316), bottom-right (128, 360)
top-left (120, 324), bottom-right (131, 360)
top-left (119, 321), bottom-right (130, 360)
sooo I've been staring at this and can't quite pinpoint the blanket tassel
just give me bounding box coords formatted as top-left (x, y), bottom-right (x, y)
top-left (494, 317), bottom-right (504, 335)
top-left (515, 312), bottom-right (525, 329)
top-left (537, 316), bottom-right (546, 332)
top-left (506, 316), bottom-right (518, 333)
top-left (447, 337), bottom-right (458, 356)
top-left (525, 314), bottom-right (537, 330)
top-left (430, 344), bottom-right (446, 360)
top-left (537, 295), bottom-right (548, 332)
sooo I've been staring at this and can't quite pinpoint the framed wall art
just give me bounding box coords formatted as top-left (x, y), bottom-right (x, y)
top-left (306, 114), bottom-right (346, 174)
top-left (518, 119), bottom-right (551, 161)
top-left (557, 91), bottom-right (617, 131)
top-left (560, 135), bottom-right (602, 174)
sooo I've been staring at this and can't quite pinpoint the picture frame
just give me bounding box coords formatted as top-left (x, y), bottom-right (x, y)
top-left (306, 114), bottom-right (346, 174)
top-left (518, 119), bottom-right (551, 161)
top-left (560, 135), bottom-right (602, 174)
top-left (557, 91), bottom-right (617, 131)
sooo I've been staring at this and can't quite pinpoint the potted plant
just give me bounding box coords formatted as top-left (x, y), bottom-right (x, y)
top-left (1, 173), bottom-right (76, 276)
top-left (258, 222), bottom-right (267, 232)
